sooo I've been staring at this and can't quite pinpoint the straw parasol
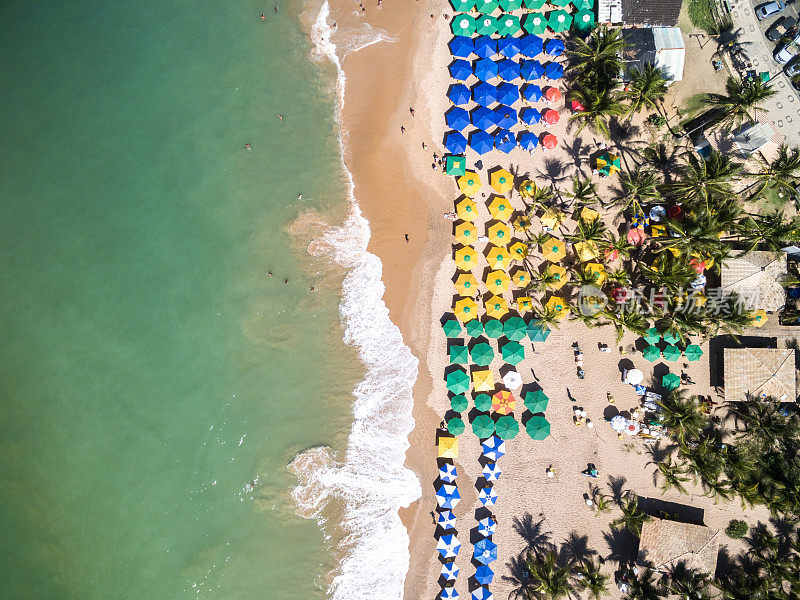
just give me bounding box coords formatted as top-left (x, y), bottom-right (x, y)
top-left (723, 348), bottom-right (796, 402)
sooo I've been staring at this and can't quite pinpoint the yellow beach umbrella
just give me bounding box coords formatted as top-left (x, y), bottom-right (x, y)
top-left (666, 246), bottom-right (682, 258)
top-left (455, 197), bottom-right (478, 222)
top-left (455, 246), bottom-right (478, 270)
top-left (517, 296), bottom-right (534, 312)
top-left (511, 268), bottom-right (529, 287)
top-left (689, 291), bottom-right (707, 307)
top-left (454, 297), bottom-right (479, 322)
top-left (541, 208), bottom-right (565, 229)
top-left (580, 207), bottom-right (600, 222)
top-left (472, 369), bottom-right (495, 392)
top-left (650, 223), bottom-right (666, 237)
top-left (512, 214), bottom-right (532, 232)
top-left (485, 295), bottom-right (509, 319)
top-left (596, 153), bottom-right (622, 176)
top-left (485, 270), bottom-right (510, 295)
top-left (544, 264), bottom-right (568, 290)
top-left (490, 168), bottom-right (514, 194)
top-left (545, 296), bottom-right (570, 320)
top-left (454, 272), bottom-right (479, 296)
top-left (518, 179), bottom-right (536, 199)
top-left (540, 236), bottom-right (566, 262)
top-left (455, 222), bottom-right (477, 245)
top-left (573, 240), bottom-right (598, 262)
top-left (584, 262), bottom-right (606, 286)
top-left (751, 309), bottom-right (768, 327)
top-left (487, 222), bottom-right (512, 246)
top-left (509, 241), bottom-right (528, 261)
top-left (488, 196), bottom-right (513, 221)
top-left (458, 171), bottom-right (481, 197)
top-left (438, 436), bottom-right (458, 459)
top-left (485, 245), bottom-right (512, 270)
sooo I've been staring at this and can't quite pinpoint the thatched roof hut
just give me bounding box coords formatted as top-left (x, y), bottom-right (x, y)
top-left (724, 348), bottom-right (796, 402)
top-left (720, 251), bottom-right (786, 312)
top-left (638, 517), bottom-right (720, 576)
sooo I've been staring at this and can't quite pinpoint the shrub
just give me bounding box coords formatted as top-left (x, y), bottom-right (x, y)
top-left (647, 114), bottom-right (666, 127)
top-left (725, 519), bottom-right (749, 539)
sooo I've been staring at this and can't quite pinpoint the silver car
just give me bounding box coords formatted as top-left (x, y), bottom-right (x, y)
top-left (775, 30), bottom-right (800, 64)
top-left (756, 0), bottom-right (785, 20)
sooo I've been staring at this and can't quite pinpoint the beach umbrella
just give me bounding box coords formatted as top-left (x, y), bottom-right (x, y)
top-left (575, 0), bottom-right (593, 9)
top-left (494, 129), bottom-right (516, 154)
top-left (523, 83), bottom-right (543, 102)
top-left (644, 326), bottom-right (661, 344)
top-left (518, 131), bottom-right (539, 151)
top-left (663, 373), bottom-right (681, 391)
top-left (751, 309), bottom-right (768, 327)
top-left (444, 131), bottom-right (469, 155)
top-left (438, 436), bottom-right (458, 459)
top-left (526, 415), bottom-right (551, 440)
top-left (474, 58), bottom-right (499, 82)
top-left (516, 295), bottom-right (534, 313)
top-left (524, 389), bottom-right (549, 413)
top-left (540, 208), bottom-right (565, 229)
top-left (476, 14), bottom-right (499, 35)
top-left (501, 341), bottom-right (525, 365)
top-left (642, 344), bottom-right (660, 362)
top-left (443, 318), bottom-right (462, 338)
top-left (478, 517), bottom-right (497, 539)
top-left (441, 589), bottom-right (459, 600)
top-left (547, 10), bottom-right (572, 32)
top-left (451, 394), bottom-right (469, 412)
top-left (458, 171), bottom-right (482, 196)
top-left (494, 105), bottom-right (517, 129)
top-left (489, 168), bottom-right (514, 195)
top-left (503, 316), bottom-right (527, 341)
top-left (476, 0), bottom-right (501, 11)
top-left (520, 107), bottom-right (541, 125)
top-left (449, 59), bottom-right (473, 81)
top-left (685, 344), bottom-right (703, 361)
top-left (543, 264), bottom-right (567, 290)
top-left (472, 588), bottom-right (493, 600)
top-left (544, 38), bottom-right (565, 56)
top-left (519, 34), bottom-right (544, 58)
top-left (663, 344), bottom-right (681, 362)
top-left (454, 222), bottom-right (477, 246)
top-left (511, 266), bottom-right (529, 286)
top-left (544, 296), bottom-right (569, 319)
top-left (496, 82), bottom-right (520, 105)
top-left (449, 36), bottom-right (475, 58)
top-left (663, 329), bottom-right (681, 345)
top-left (574, 9), bottom-right (596, 30)
top-left (473, 82), bottom-right (498, 107)
top-left (471, 342), bottom-right (495, 366)
top-left (446, 107), bottom-right (471, 131)
top-left (596, 152), bottom-right (621, 176)
top-left (479, 486), bottom-right (499, 506)
top-left (520, 59), bottom-right (545, 81)
top-left (500, 0), bottom-right (524, 8)
top-left (523, 12), bottom-right (548, 34)
top-left (471, 106), bottom-right (497, 131)
top-left (438, 509), bottom-right (457, 530)
top-left (610, 414), bottom-right (627, 433)
top-left (584, 262), bottom-right (606, 285)
top-left (503, 370), bottom-right (522, 389)
top-left (470, 130), bottom-right (495, 155)
top-left (541, 133), bottom-right (558, 149)
top-left (486, 245), bottom-right (512, 268)
top-left (447, 417), bottom-right (466, 435)
top-left (436, 483), bottom-right (461, 508)
top-left (482, 435), bottom-right (506, 460)
top-left (495, 415), bottom-right (520, 439)
top-left (474, 565), bottom-right (495, 585)
top-left (437, 533), bottom-right (462, 559)
top-left (580, 206), bottom-right (600, 222)
top-left (455, 197), bottom-right (478, 222)
top-left (473, 414), bottom-right (496, 438)
top-left (545, 61), bottom-right (564, 79)
top-left (473, 369), bottom-right (495, 392)
top-left (451, 14), bottom-right (477, 36)
top-left (482, 463), bottom-right (502, 482)
top-left (448, 83), bottom-right (472, 105)
top-left (526, 320), bottom-right (551, 342)
top-left (623, 368), bottom-right (644, 385)
top-left (446, 155), bottom-right (467, 176)
top-left (543, 108), bottom-right (560, 124)
top-left (486, 268), bottom-right (511, 292)
top-left (485, 294), bottom-right (509, 319)
top-left (474, 393), bottom-right (493, 411)
top-left (540, 236), bottom-right (566, 261)
top-left (488, 196), bottom-right (513, 221)
top-left (439, 463), bottom-right (458, 483)
top-left (441, 561), bottom-right (459, 581)
top-left (465, 317), bottom-right (485, 338)
top-left (454, 297), bottom-right (479, 322)
top-left (451, 0), bottom-right (476, 10)
top-left (545, 86), bottom-right (562, 102)
top-left (474, 538), bottom-right (498, 564)
top-left (483, 319), bottom-right (504, 338)
top-left (450, 344), bottom-right (469, 364)
top-left (492, 390), bottom-right (516, 414)
top-left (447, 368), bottom-right (471, 394)
top-left (473, 36), bottom-right (499, 59)
top-left (497, 14), bottom-right (522, 36)
top-left (498, 36), bottom-right (521, 58)
top-left (525, 0), bottom-right (548, 7)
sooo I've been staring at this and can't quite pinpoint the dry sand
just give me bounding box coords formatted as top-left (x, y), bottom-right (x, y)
top-left (325, 1), bottom-right (772, 599)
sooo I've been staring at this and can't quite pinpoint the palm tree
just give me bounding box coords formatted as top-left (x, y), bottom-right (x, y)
top-left (641, 142), bottom-right (681, 182)
top-left (564, 176), bottom-right (598, 207)
top-left (747, 144), bottom-right (800, 197)
top-left (624, 568), bottom-right (665, 600)
top-left (666, 151), bottom-right (741, 209)
top-left (624, 63), bottom-right (669, 117)
top-left (566, 216), bottom-right (607, 245)
top-left (705, 76), bottom-right (777, 126)
top-left (573, 558), bottom-right (609, 600)
top-left (569, 84), bottom-right (625, 138)
top-left (612, 492), bottom-right (649, 537)
top-left (588, 484), bottom-right (611, 514)
top-left (523, 182), bottom-right (557, 214)
top-left (654, 455), bottom-right (691, 494)
top-left (727, 396), bottom-right (799, 451)
top-left (568, 26), bottom-right (626, 85)
top-left (532, 305), bottom-right (566, 329)
top-left (614, 168), bottom-right (660, 216)
top-left (525, 550), bottom-right (573, 600)
top-left (657, 392), bottom-right (707, 444)
top-left (734, 210), bottom-right (800, 254)
top-left (527, 271), bottom-right (563, 293)
top-left (603, 307), bottom-right (648, 342)
top-left (666, 561), bottom-right (713, 599)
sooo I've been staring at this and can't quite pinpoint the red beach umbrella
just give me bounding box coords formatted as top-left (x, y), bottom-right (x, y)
top-left (543, 109), bottom-right (560, 124)
top-left (604, 247), bottom-right (619, 261)
top-left (690, 258), bottom-right (706, 273)
top-left (571, 99), bottom-right (585, 112)
top-left (545, 87), bottom-right (561, 102)
top-left (667, 205), bottom-right (682, 219)
top-left (611, 287), bottom-right (628, 303)
top-left (626, 227), bottom-right (647, 245)
top-left (542, 133), bottom-right (557, 149)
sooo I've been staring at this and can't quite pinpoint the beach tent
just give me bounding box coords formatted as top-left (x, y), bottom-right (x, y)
top-left (474, 538), bottom-right (499, 565)
top-left (545, 61), bottom-right (564, 80)
top-left (541, 133), bottom-right (558, 149)
top-left (488, 196), bottom-right (513, 220)
top-left (545, 86), bottom-right (562, 102)
top-left (501, 341), bottom-right (525, 365)
top-left (520, 107), bottom-right (542, 125)
top-left (644, 327), bottom-right (661, 344)
top-left (483, 318), bottom-right (503, 339)
top-left (523, 84), bottom-right (543, 102)
top-left (574, 9), bottom-right (596, 31)
top-left (504, 316), bottom-right (527, 341)
top-left (443, 318), bottom-right (461, 338)
top-left (545, 38), bottom-right (565, 56)
top-left (445, 155), bottom-right (467, 176)
top-left (454, 272), bottom-right (478, 296)
top-left (482, 463), bottom-right (502, 482)
top-left (458, 171), bottom-right (482, 196)
top-left (438, 438), bottom-right (460, 461)
top-left (451, 14), bottom-right (477, 37)
top-left (476, 14), bottom-right (499, 36)
top-left (497, 14), bottom-right (522, 36)
top-left (451, 0), bottom-right (476, 10)
top-left (492, 390), bottom-right (516, 414)
top-left (526, 321), bottom-right (551, 342)
top-left (478, 486), bottom-right (498, 506)
top-left (448, 83), bottom-right (472, 105)
top-left (520, 60), bottom-right (545, 81)
top-left (474, 565), bottom-right (495, 585)
top-left (472, 369), bottom-right (495, 392)
top-left (663, 373), bottom-right (681, 390)
top-left (496, 82), bottom-right (520, 105)
top-left (455, 197), bottom-right (478, 222)
top-left (441, 589), bottom-right (459, 600)
top-left (498, 37), bottom-right (521, 59)
top-left (466, 319), bottom-right (484, 337)
top-left (446, 369), bottom-right (471, 394)
top-left (449, 59), bottom-right (473, 81)
top-left (497, 59), bottom-right (521, 82)
top-left (474, 35), bottom-right (498, 59)
top-left (685, 344), bottom-right (703, 361)
top-left (447, 417), bottom-right (466, 435)
top-left (444, 131), bottom-right (469, 154)
top-left (449, 36), bottom-right (475, 58)
top-left (486, 268), bottom-right (511, 293)
top-left (663, 344), bottom-right (681, 361)
top-left (476, 0), bottom-right (501, 11)
top-left (474, 58), bottom-right (499, 82)
top-left (438, 509), bottom-right (457, 530)
top-left (525, 0), bottom-right (547, 8)
top-left (470, 130), bottom-right (495, 155)
top-left (481, 435), bottom-right (506, 460)
top-left (439, 463), bottom-right (458, 483)
top-left (446, 107), bottom-right (471, 131)
top-left (472, 414), bottom-right (496, 438)
top-left (471, 106), bottom-right (497, 131)
top-left (470, 342), bottom-right (495, 367)
top-left (485, 245), bottom-right (512, 269)
top-left (545, 296), bottom-right (569, 319)
top-left (484, 294), bottom-right (509, 319)
top-left (543, 108), bottom-right (560, 125)
top-left (547, 10), bottom-right (572, 32)
top-left (524, 389), bottom-right (549, 413)
top-left (523, 13), bottom-right (548, 34)
top-left (474, 393), bottom-right (493, 411)
top-left (454, 297), bottom-right (479, 322)
top-left (450, 394), bottom-right (469, 412)
top-left (518, 132), bottom-right (539, 151)
top-left (450, 344), bottom-right (469, 364)
top-left (495, 415), bottom-right (519, 439)
top-left (642, 344), bottom-right (660, 362)
top-left (519, 34), bottom-right (544, 58)
top-left (494, 130), bottom-right (516, 154)
top-left (526, 415), bottom-right (551, 440)
top-left (441, 561), bottom-right (459, 581)
top-left (500, 0), bottom-right (524, 8)
top-left (493, 106), bottom-right (518, 130)
top-left (489, 168), bottom-right (514, 195)
top-left (473, 82), bottom-right (498, 107)
top-left (540, 236), bottom-right (566, 262)
top-left (437, 534), bottom-right (462, 559)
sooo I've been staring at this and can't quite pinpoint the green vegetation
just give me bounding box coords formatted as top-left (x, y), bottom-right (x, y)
top-left (688, 0), bottom-right (716, 33)
top-left (725, 519), bottom-right (749, 539)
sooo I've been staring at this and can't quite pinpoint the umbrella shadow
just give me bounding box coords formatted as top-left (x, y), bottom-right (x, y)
top-left (617, 358), bottom-right (634, 375)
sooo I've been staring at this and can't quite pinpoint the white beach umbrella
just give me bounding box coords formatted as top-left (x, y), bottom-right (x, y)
top-left (441, 562), bottom-right (459, 581)
top-left (437, 533), bottom-right (462, 559)
top-left (439, 463), bottom-right (458, 483)
top-left (478, 486), bottom-right (498, 506)
top-left (623, 368), bottom-right (644, 385)
top-left (625, 420), bottom-right (641, 436)
top-left (482, 462), bottom-right (502, 482)
top-left (503, 370), bottom-right (523, 389)
top-left (610, 414), bottom-right (627, 432)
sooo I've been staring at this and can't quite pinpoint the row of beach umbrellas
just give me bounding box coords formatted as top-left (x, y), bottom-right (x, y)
top-left (449, 58), bottom-right (564, 82)
top-left (444, 315), bottom-right (551, 340)
top-left (449, 34), bottom-right (564, 59)
top-left (447, 398), bottom-right (551, 439)
top-left (449, 389), bottom-right (548, 415)
top-left (451, 0), bottom-right (592, 11)
top-left (448, 81), bottom-right (560, 106)
top-left (445, 129), bottom-right (557, 154)
top-left (452, 11), bottom-right (591, 36)
top-left (447, 104), bottom-right (560, 131)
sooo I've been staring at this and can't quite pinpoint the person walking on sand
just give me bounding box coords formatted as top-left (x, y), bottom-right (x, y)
top-left (409, 107), bottom-right (415, 117)
top-left (400, 125), bottom-right (405, 134)
top-left (404, 234), bottom-right (409, 242)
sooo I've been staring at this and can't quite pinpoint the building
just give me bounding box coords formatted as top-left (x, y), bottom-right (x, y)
top-left (638, 518), bottom-right (720, 576)
top-left (599, 0), bottom-right (682, 25)
top-left (621, 27), bottom-right (685, 82)
top-left (724, 348), bottom-right (797, 402)
top-left (720, 251), bottom-right (787, 312)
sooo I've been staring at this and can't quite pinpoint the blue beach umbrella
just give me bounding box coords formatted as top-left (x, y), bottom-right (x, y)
top-left (496, 82), bottom-right (520, 105)
top-left (545, 38), bottom-right (565, 56)
top-left (439, 463), bottom-right (458, 483)
top-left (471, 106), bottom-right (497, 131)
top-left (474, 566), bottom-right (495, 585)
top-left (449, 36), bottom-right (475, 58)
top-left (441, 589), bottom-right (459, 600)
top-left (470, 130), bottom-right (495, 154)
top-left (497, 58), bottom-right (521, 81)
top-left (494, 129), bottom-right (516, 153)
top-left (472, 588), bottom-right (493, 600)
top-left (474, 58), bottom-right (499, 82)
top-left (446, 107), bottom-right (471, 130)
top-left (448, 83), bottom-right (472, 105)
top-left (473, 35), bottom-right (498, 58)
top-left (523, 83), bottom-right (543, 102)
top-left (438, 509), bottom-right (457, 530)
top-left (493, 105), bottom-right (517, 129)
top-left (482, 462), bottom-right (502, 481)
top-left (450, 59), bottom-right (473, 81)
top-left (478, 516), bottom-right (497, 536)
top-left (478, 486), bottom-right (498, 506)
top-left (519, 34), bottom-right (544, 58)
top-left (520, 107), bottom-right (541, 125)
top-left (520, 60), bottom-right (544, 81)
top-left (518, 131), bottom-right (539, 151)
top-left (545, 62), bottom-right (564, 80)
top-left (436, 483), bottom-right (462, 509)
top-left (444, 131), bottom-right (468, 154)
top-left (473, 82), bottom-right (498, 107)
top-left (437, 533), bottom-right (462, 559)
top-left (481, 435), bottom-right (506, 460)
top-left (498, 37), bottom-right (521, 58)
top-left (474, 538), bottom-right (498, 565)
top-left (441, 562), bottom-right (459, 581)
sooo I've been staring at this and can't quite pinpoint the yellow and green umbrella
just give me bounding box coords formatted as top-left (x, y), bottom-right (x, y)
top-left (485, 270), bottom-right (511, 295)
top-left (458, 171), bottom-right (482, 197)
top-left (584, 262), bottom-right (606, 286)
top-left (504, 316), bottom-right (528, 341)
top-left (501, 341), bottom-right (525, 365)
top-left (511, 268), bottom-right (529, 287)
top-left (455, 197), bottom-right (478, 222)
top-left (540, 208), bottom-right (565, 229)
top-left (544, 264), bottom-right (568, 289)
top-left (471, 342), bottom-right (495, 367)
top-left (495, 415), bottom-right (519, 440)
top-left (488, 196), bottom-right (514, 221)
top-left (454, 297), bottom-right (479, 322)
top-left (596, 153), bottom-right (622, 177)
top-left (485, 245), bottom-right (512, 269)
top-left (487, 222), bottom-right (512, 246)
top-left (545, 296), bottom-right (569, 319)
top-left (445, 155), bottom-right (467, 176)
top-left (450, 394), bottom-right (469, 412)
top-left (573, 240), bottom-right (598, 262)
top-left (751, 309), bottom-right (768, 327)
top-left (472, 369), bottom-right (495, 392)
top-left (484, 319), bottom-right (504, 338)
top-left (447, 368), bottom-right (470, 394)
top-left (509, 241), bottom-right (528, 261)
top-left (438, 436), bottom-right (459, 458)
top-left (474, 393), bottom-right (492, 411)
top-left (540, 236), bottom-right (566, 262)
top-left (455, 246), bottom-right (478, 270)
top-left (485, 295), bottom-right (509, 319)
top-left (454, 272), bottom-right (479, 296)
top-left (455, 221), bottom-right (477, 245)
top-left (517, 296), bottom-right (534, 312)
top-left (472, 414), bottom-right (496, 438)
top-left (518, 179), bottom-right (536, 198)
top-left (490, 168), bottom-right (514, 194)
top-left (512, 215), bottom-right (532, 232)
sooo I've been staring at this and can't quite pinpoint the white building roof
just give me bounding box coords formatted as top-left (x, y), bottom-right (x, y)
top-left (653, 27), bottom-right (685, 82)
top-left (599, 0), bottom-right (624, 23)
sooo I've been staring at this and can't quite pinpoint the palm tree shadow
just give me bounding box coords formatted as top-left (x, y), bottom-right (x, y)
top-left (562, 530), bottom-right (597, 565)
top-left (535, 157), bottom-right (573, 189)
top-left (503, 553), bottom-right (532, 600)
top-left (607, 474), bottom-right (628, 504)
top-left (562, 137), bottom-right (590, 177)
top-left (609, 118), bottom-right (645, 168)
top-left (603, 526), bottom-right (638, 564)
top-left (512, 513), bottom-right (555, 553)
top-left (645, 440), bottom-right (675, 464)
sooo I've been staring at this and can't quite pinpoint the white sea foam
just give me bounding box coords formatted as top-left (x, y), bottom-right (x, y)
top-left (292, 4), bottom-right (422, 600)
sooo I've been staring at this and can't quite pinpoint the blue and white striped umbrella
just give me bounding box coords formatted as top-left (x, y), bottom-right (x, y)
top-left (471, 588), bottom-right (493, 600)
top-left (474, 538), bottom-right (498, 565)
top-left (482, 462), bottom-right (502, 481)
top-left (441, 588), bottom-right (460, 600)
top-left (481, 435), bottom-right (506, 461)
top-left (436, 484), bottom-right (462, 509)
top-left (478, 516), bottom-right (497, 536)
top-left (442, 562), bottom-right (460, 581)
top-left (437, 533), bottom-right (462, 559)
top-left (439, 463), bottom-right (458, 483)
top-left (478, 486), bottom-right (498, 506)
top-left (474, 565), bottom-right (494, 585)
top-left (438, 509), bottom-right (457, 530)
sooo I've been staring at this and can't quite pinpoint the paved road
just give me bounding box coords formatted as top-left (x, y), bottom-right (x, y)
top-left (728, 0), bottom-right (800, 146)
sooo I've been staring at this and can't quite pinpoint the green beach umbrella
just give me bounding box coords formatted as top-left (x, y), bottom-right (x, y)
top-left (642, 344), bottom-right (660, 362)
top-left (524, 389), bottom-right (549, 413)
top-left (447, 369), bottom-right (471, 394)
top-left (503, 317), bottom-right (527, 342)
top-left (471, 342), bottom-right (495, 367)
top-left (450, 0), bottom-right (476, 11)
top-left (526, 321), bottom-right (551, 342)
top-left (446, 155), bottom-right (467, 176)
top-left (475, 14), bottom-right (499, 35)
top-left (484, 319), bottom-right (504, 338)
top-left (663, 330), bottom-right (681, 345)
top-left (643, 327), bottom-right (661, 345)
top-left (663, 344), bottom-right (681, 362)
top-left (496, 14), bottom-right (522, 36)
top-left (526, 415), bottom-right (551, 440)
top-left (574, 9), bottom-right (596, 30)
top-left (499, 0), bottom-right (525, 9)
top-left (450, 345), bottom-right (469, 364)
top-left (662, 373), bottom-right (681, 391)
top-left (466, 319), bottom-right (485, 338)
top-left (472, 414), bottom-right (496, 438)
top-left (684, 344), bottom-right (703, 362)
top-left (475, 0), bottom-right (501, 12)
top-left (547, 10), bottom-right (572, 32)
top-left (495, 415), bottom-right (520, 440)
top-left (451, 394), bottom-right (469, 412)
top-left (549, 0), bottom-right (573, 7)
top-left (501, 341), bottom-right (525, 365)
top-left (475, 393), bottom-right (493, 412)
top-left (447, 417), bottom-right (466, 435)
top-left (525, 0), bottom-right (547, 8)
top-left (523, 12), bottom-right (548, 34)
top-left (443, 319), bottom-right (462, 338)
top-left (575, 0), bottom-right (593, 9)
top-left (451, 14), bottom-right (477, 36)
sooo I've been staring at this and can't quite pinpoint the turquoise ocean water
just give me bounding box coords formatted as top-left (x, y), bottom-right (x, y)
top-left (0, 1), bottom-right (361, 598)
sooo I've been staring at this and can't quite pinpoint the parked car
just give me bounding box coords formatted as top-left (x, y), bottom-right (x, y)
top-left (775, 31), bottom-right (800, 63)
top-left (766, 15), bottom-right (796, 41)
top-left (756, 0), bottom-right (785, 20)
top-left (787, 56), bottom-right (800, 77)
